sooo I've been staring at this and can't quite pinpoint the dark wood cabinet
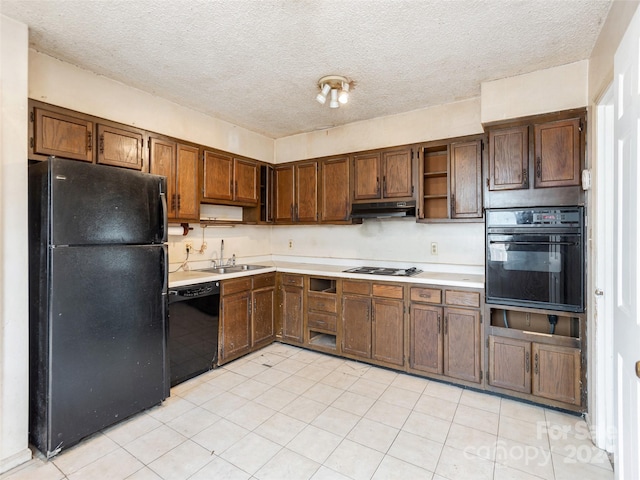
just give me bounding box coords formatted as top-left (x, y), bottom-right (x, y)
top-left (419, 136), bottom-right (483, 221)
top-left (220, 278), bottom-right (252, 363)
top-left (533, 118), bottom-right (581, 188)
top-left (341, 281), bottom-right (405, 368)
top-left (352, 147), bottom-right (413, 202)
top-left (485, 110), bottom-right (585, 208)
top-left (306, 277), bottom-right (339, 352)
top-left (279, 274), bottom-right (304, 344)
top-left (409, 286), bottom-right (482, 385)
top-left (320, 156), bottom-right (350, 222)
top-left (251, 273), bottom-right (276, 348)
top-left (342, 294), bottom-right (372, 358)
top-left (486, 306), bottom-right (584, 411)
top-left (274, 162), bottom-right (318, 223)
top-left (202, 150), bottom-right (258, 206)
top-left (149, 137), bottom-right (199, 221)
top-left (443, 307), bottom-right (482, 383)
top-left (31, 107), bottom-right (94, 163)
top-left (410, 303), bottom-right (443, 374)
top-left (488, 126), bottom-right (528, 191)
top-left (96, 123), bottom-right (144, 170)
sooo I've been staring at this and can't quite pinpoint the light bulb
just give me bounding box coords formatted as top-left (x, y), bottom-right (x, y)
top-left (329, 88), bottom-right (339, 108)
top-left (338, 82), bottom-right (350, 104)
top-left (316, 83), bottom-right (331, 104)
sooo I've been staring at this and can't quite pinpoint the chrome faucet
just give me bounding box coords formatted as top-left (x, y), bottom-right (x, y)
top-left (220, 239), bottom-right (224, 267)
top-left (211, 239), bottom-right (236, 267)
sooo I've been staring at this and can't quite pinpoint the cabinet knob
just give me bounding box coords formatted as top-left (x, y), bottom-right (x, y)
top-left (536, 157), bottom-right (542, 178)
top-left (595, 289), bottom-right (604, 296)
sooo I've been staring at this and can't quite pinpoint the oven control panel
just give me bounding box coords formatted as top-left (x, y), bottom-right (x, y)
top-left (486, 207), bottom-right (583, 228)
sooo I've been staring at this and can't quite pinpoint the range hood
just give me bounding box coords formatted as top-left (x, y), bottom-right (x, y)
top-left (350, 200), bottom-right (416, 219)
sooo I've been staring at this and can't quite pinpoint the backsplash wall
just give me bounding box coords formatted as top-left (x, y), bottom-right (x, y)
top-left (168, 219), bottom-right (485, 270)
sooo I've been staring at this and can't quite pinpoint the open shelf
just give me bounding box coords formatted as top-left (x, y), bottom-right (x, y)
top-left (308, 331), bottom-right (337, 350)
top-left (309, 277), bottom-right (337, 294)
top-left (422, 147), bottom-right (449, 220)
top-left (489, 308), bottom-right (580, 339)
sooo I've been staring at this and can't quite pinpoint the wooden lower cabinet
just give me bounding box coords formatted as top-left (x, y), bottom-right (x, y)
top-left (279, 274), bottom-right (304, 344)
top-left (410, 304), bottom-right (443, 374)
top-left (219, 274), bottom-right (276, 365)
top-left (444, 307), bottom-right (482, 383)
top-left (341, 281), bottom-right (405, 368)
top-left (488, 335), bottom-right (581, 406)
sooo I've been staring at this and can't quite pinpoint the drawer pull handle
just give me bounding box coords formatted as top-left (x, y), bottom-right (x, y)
top-left (525, 352), bottom-right (530, 373)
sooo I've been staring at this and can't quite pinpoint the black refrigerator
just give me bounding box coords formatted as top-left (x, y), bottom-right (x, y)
top-left (28, 158), bottom-right (169, 458)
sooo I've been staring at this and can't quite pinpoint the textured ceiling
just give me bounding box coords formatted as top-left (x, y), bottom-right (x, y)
top-left (2, 0), bottom-right (611, 139)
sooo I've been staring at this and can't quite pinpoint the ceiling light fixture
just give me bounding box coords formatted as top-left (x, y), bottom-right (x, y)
top-left (316, 75), bottom-right (353, 108)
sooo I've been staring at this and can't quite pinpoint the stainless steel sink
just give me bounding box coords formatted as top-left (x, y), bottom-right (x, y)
top-left (197, 264), bottom-right (269, 274)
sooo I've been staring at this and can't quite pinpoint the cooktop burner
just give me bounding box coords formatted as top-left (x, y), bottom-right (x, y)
top-left (343, 266), bottom-right (422, 277)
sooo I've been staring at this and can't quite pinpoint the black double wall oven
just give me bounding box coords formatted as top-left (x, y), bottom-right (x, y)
top-left (485, 207), bottom-right (585, 313)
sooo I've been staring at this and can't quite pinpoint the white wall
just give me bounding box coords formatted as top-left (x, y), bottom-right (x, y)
top-left (481, 60), bottom-right (589, 123)
top-left (275, 98), bottom-right (483, 163)
top-left (0, 15), bottom-right (32, 474)
top-left (29, 52), bottom-right (275, 163)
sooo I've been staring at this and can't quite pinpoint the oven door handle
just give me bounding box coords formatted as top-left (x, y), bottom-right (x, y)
top-left (488, 240), bottom-right (579, 246)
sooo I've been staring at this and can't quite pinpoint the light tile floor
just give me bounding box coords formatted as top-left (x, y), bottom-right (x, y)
top-left (2, 343), bottom-right (614, 480)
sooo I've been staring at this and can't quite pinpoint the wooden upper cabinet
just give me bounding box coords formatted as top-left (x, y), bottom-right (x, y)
top-left (96, 124), bottom-right (144, 170)
top-left (450, 139), bottom-right (482, 218)
top-left (203, 151), bottom-right (233, 201)
top-left (234, 158), bottom-right (259, 204)
top-left (176, 144), bottom-right (200, 220)
top-left (320, 156), bottom-right (350, 222)
top-left (149, 138), bottom-right (177, 218)
top-left (202, 151), bottom-right (258, 205)
top-left (534, 118), bottom-right (581, 188)
top-left (32, 107), bottom-right (93, 162)
top-left (274, 164), bottom-right (295, 222)
top-left (488, 126), bottom-right (528, 191)
top-left (295, 161), bottom-right (318, 222)
top-left (149, 137), bottom-right (199, 221)
top-left (382, 148), bottom-right (413, 198)
top-left (353, 152), bottom-right (381, 200)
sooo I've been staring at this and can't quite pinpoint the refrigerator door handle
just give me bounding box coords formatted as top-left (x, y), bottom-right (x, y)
top-left (161, 245), bottom-right (168, 295)
top-left (160, 190), bottom-right (168, 242)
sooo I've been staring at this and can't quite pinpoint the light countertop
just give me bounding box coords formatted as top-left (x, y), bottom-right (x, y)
top-left (169, 261), bottom-right (484, 289)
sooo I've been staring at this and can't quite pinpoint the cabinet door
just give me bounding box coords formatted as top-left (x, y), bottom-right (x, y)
top-left (372, 298), bottom-right (404, 366)
top-left (281, 284), bottom-right (303, 343)
top-left (176, 144), bottom-right (200, 220)
top-left (234, 158), bottom-right (259, 204)
top-left (342, 295), bottom-right (372, 358)
top-left (252, 287), bottom-right (275, 347)
top-left (353, 152), bottom-right (381, 200)
top-left (488, 126), bottom-right (528, 191)
top-left (320, 156), bottom-right (350, 222)
top-left (202, 151), bottom-right (233, 202)
top-left (534, 118), bottom-right (581, 188)
top-left (410, 304), bottom-right (443, 374)
top-left (443, 307), bottom-right (481, 383)
top-left (488, 336), bottom-right (531, 393)
top-left (532, 343), bottom-right (581, 406)
top-left (149, 138), bottom-right (177, 218)
top-left (382, 148), bottom-right (413, 199)
top-left (97, 124), bottom-right (144, 170)
top-left (295, 161), bottom-right (318, 222)
top-left (220, 291), bottom-right (251, 362)
top-left (275, 165), bottom-right (295, 222)
top-left (450, 140), bottom-right (482, 218)
top-left (33, 107), bottom-right (93, 162)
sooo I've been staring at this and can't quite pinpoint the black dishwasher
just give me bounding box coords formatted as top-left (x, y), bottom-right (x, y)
top-left (168, 281), bottom-right (220, 387)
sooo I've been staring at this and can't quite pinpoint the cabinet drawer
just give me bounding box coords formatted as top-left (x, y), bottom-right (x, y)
top-left (410, 287), bottom-right (442, 304)
top-left (281, 274), bottom-right (303, 287)
top-left (253, 272), bottom-right (275, 289)
top-left (343, 280), bottom-right (371, 295)
top-left (307, 294), bottom-right (337, 313)
top-left (222, 277), bottom-right (252, 295)
top-left (307, 312), bottom-right (337, 332)
top-left (445, 290), bottom-right (480, 308)
top-left (372, 283), bottom-right (404, 299)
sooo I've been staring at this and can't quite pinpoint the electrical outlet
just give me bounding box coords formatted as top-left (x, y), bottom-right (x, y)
top-left (288, 239), bottom-right (293, 249)
top-left (430, 242), bottom-right (438, 255)
top-left (185, 242), bottom-right (193, 253)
